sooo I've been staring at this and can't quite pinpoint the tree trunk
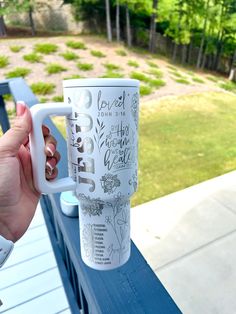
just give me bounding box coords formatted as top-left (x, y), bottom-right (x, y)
top-left (105, 0), bottom-right (112, 42)
top-left (196, 0), bottom-right (210, 68)
top-left (181, 45), bottom-right (187, 64)
top-left (172, 42), bottom-right (178, 62)
top-left (229, 49), bottom-right (236, 81)
top-left (0, 15), bottom-right (6, 37)
top-left (186, 38), bottom-right (193, 64)
top-left (149, 0), bottom-right (158, 53)
top-left (125, 4), bottom-right (131, 47)
top-left (116, 0), bottom-right (120, 42)
top-left (29, 6), bottom-right (36, 36)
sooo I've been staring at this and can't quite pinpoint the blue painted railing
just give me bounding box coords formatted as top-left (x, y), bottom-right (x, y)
top-left (0, 78), bottom-right (181, 314)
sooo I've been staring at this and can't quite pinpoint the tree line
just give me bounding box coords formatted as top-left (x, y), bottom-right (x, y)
top-left (1, 0), bottom-right (236, 80)
top-left (65, 0), bottom-right (236, 80)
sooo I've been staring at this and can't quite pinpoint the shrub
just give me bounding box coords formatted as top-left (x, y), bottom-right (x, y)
top-left (140, 85), bottom-right (152, 96)
top-left (46, 63), bottom-right (67, 74)
top-left (66, 40), bottom-right (86, 50)
top-left (6, 67), bottom-right (31, 78)
top-left (34, 43), bottom-right (58, 54)
top-left (148, 79), bottom-right (166, 88)
top-left (0, 56), bottom-right (9, 68)
top-left (207, 75), bottom-right (219, 82)
top-left (219, 81), bottom-right (236, 92)
top-left (147, 60), bottom-right (159, 68)
top-left (147, 68), bottom-right (163, 78)
top-left (128, 60), bottom-right (139, 68)
top-left (31, 82), bottom-right (55, 95)
top-left (170, 71), bottom-right (183, 78)
top-left (192, 77), bottom-right (204, 84)
top-left (52, 95), bottom-right (64, 102)
top-left (23, 53), bottom-right (42, 63)
top-left (115, 49), bottom-right (127, 56)
top-left (100, 70), bottom-right (124, 78)
top-left (130, 71), bottom-right (150, 83)
top-left (10, 45), bottom-right (23, 53)
top-left (63, 74), bottom-right (84, 80)
top-left (60, 51), bottom-right (78, 61)
top-left (104, 63), bottom-right (121, 71)
top-left (91, 50), bottom-right (106, 58)
top-left (174, 78), bottom-right (190, 85)
top-left (77, 62), bottom-right (93, 71)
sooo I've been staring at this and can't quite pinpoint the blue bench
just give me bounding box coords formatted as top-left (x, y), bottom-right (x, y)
top-left (0, 78), bottom-right (181, 314)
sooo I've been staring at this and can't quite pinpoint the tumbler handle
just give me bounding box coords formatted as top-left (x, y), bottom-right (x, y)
top-left (30, 102), bottom-right (76, 194)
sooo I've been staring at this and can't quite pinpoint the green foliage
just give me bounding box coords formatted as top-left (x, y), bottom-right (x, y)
top-left (219, 81), bottom-right (236, 93)
top-left (46, 63), bottom-right (67, 74)
top-left (128, 60), bottom-right (139, 68)
top-left (192, 77), bottom-right (205, 84)
top-left (148, 79), bottom-right (166, 88)
top-left (31, 82), bottom-right (55, 95)
top-left (23, 53), bottom-right (42, 63)
top-left (130, 71), bottom-right (150, 83)
top-left (77, 62), bottom-right (93, 71)
top-left (170, 71), bottom-right (183, 78)
top-left (63, 74), bottom-right (84, 80)
top-left (207, 76), bottom-right (219, 83)
top-left (103, 63), bottom-right (121, 71)
top-left (115, 49), bottom-right (127, 56)
top-left (90, 50), bottom-right (106, 58)
top-left (66, 40), bottom-right (87, 50)
top-left (147, 60), bottom-right (159, 68)
top-left (140, 85), bottom-right (152, 96)
top-left (101, 71), bottom-right (124, 78)
top-left (10, 45), bottom-right (24, 53)
top-left (0, 56), bottom-right (9, 68)
top-left (174, 78), bottom-right (191, 85)
top-left (52, 95), bottom-right (64, 102)
top-left (147, 68), bottom-right (163, 78)
top-left (6, 67), bottom-right (31, 78)
top-left (60, 51), bottom-right (78, 60)
top-left (34, 43), bottom-right (58, 54)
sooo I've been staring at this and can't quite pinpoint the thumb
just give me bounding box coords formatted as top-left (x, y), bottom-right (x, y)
top-left (0, 102), bottom-right (32, 157)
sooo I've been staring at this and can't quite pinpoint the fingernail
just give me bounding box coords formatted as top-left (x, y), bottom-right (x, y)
top-left (46, 144), bottom-right (55, 157)
top-left (46, 161), bottom-right (54, 173)
top-left (16, 101), bottom-right (26, 116)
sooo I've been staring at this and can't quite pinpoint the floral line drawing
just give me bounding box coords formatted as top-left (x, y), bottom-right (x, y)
top-left (100, 173), bottom-right (121, 194)
top-left (78, 193), bottom-right (105, 217)
top-left (105, 193), bottom-right (130, 262)
top-left (94, 118), bottom-right (105, 152)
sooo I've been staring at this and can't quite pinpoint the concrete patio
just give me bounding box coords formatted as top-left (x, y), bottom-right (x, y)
top-left (131, 170), bottom-right (236, 314)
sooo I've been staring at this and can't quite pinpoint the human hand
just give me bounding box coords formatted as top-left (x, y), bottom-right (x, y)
top-left (0, 101), bottom-right (60, 242)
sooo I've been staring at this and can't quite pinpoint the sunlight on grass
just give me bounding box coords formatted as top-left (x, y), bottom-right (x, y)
top-left (90, 50), bottom-right (106, 58)
top-left (131, 92), bottom-right (236, 205)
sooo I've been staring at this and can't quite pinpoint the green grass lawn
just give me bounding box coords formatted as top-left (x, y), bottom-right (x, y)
top-left (51, 91), bottom-right (236, 206)
top-left (132, 92), bottom-right (236, 206)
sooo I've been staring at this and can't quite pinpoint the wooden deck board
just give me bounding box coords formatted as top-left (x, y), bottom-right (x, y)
top-left (0, 205), bottom-right (71, 314)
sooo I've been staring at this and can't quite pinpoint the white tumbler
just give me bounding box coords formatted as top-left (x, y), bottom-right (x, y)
top-left (29, 78), bottom-right (139, 270)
